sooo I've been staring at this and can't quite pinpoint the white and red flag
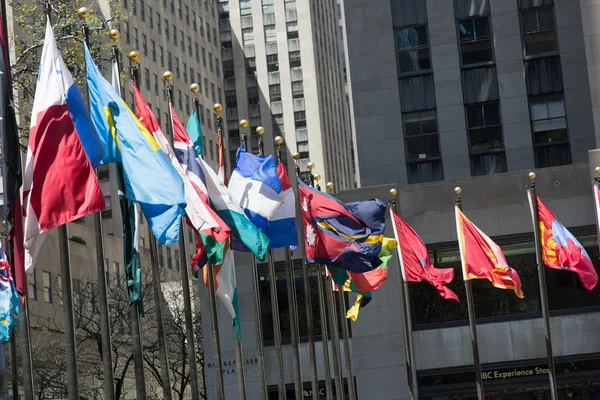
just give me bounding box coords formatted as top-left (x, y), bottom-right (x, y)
top-left (22, 18), bottom-right (104, 271)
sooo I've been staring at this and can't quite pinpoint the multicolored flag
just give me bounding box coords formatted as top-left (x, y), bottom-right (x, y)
top-left (265, 163), bottom-right (298, 249)
top-left (85, 43), bottom-right (185, 245)
top-left (299, 179), bottom-right (386, 272)
top-left (391, 210), bottom-right (459, 301)
top-left (0, 241), bottom-right (19, 342)
top-left (328, 237), bottom-right (397, 320)
top-left (187, 109), bottom-right (203, 158)
top-left (228, 145), bottom-right (283, 232)
top-left (530, 193), bottom-right (598, 291)
top-left (23, 19), bottom-right (105, 272)
top-left (173, 119), bottom-right (269, 261)
top-left (455, 207), bottom-right (524, 298)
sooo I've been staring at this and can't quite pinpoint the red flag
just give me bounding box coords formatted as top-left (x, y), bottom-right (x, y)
top-left (531, 193), bottom-right (597, 291)
top-left (455, 207), bottom-right (524, 298)
top-left (390, 209), bottom-right (458, 301)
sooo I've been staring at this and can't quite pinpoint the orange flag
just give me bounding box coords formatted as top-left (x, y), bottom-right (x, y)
top-left (455, 207), bottom-right (524, 298)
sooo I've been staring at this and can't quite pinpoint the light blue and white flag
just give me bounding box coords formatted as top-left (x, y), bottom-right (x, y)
top-left (228, 145), bottom-right (284, 233)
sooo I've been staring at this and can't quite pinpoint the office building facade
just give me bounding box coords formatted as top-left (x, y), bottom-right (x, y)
top-left (217, 0), bottom-right (354, 189)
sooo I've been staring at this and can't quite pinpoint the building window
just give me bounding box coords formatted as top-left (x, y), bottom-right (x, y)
top-left (521, 7), bottom-right (557, 57)
top-left (247, 87), bottom-right (259, 105)
top-left (240, 0), bottom-right (251, 16)
top-left (28, 271), bottom-right (37, 300)
top-left (529, 93), bottom-right (571, 168)
top-left (193, 11), bottom-right (197, 31)
top-left (102, 195), bottom-right (112, 219)
top-left (246, 57), bottom-right (257, 75)
top-left (43, 271), bottom-right (52, 303)
top-left (202, 47), bottom-right (207, 67)
top-left (289, 51), bottom-right (301, 68)
top-left (297, 140), bottom-right (309, 158)
top-left (294, 110), bottom-right (307, 129)
top-left (151, 40), bottom-right (156, 61)
top-left (167, 247), bottom-right (173, 269)
top-left (242, 28), bottom-right (254, 46)
top-left (165, 20), bottom-right (170, 41)
top-left (291, 81), bottom-right (304, 99)
top-left (209, 53), bottom-right (214, 72)
top-left (269, 84), bottom-right (281, 102)
top-left (287, 22), bottom-right (298, 39)
top-left (159, 46), bottom-right (164, 67)
top-left (403, 110), bottom-right (443, 184)
top-left (185, 5), bottom-right (189, 24)
top-left (412, 229), bottom-right (600, 325)
top-left (157, 13), bottom-right (161, 33)
top-left (466, 102), bottom-right (506, 176)
top-left (266, 54), bottom-right (279, 72)
top-left (207, 22), bottom-right (212, 42)
top-left (458, 17), bottom-right (493, 66)
top-left (195, 42), bottom-right (200, 63)
top-left (395, 26), bottom-right (431, 75)
top-left (264, 25), bottom-right (277, 43)
top-left (158, 245), bottom-right (164, 265)
top-left (174, 250), bottom-right (180, 271)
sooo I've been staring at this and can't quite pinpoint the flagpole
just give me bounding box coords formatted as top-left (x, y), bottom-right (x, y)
top-left (526, 173), bottom-right (558, 400)
top-left (274, 136), bottom-right (304, 400)
top-left (327, 182), bottom-right (357, 400)
top-left (291, 154), bottom-right (321, 400)
top-left (594, 167), bottom-right (600, 255)
top-left (256, 127), bottom-right (287, 399)
top-left (124, 50), bottom-right (149, 400)
top-left (215, 105), bottom-right (248, 400)
top-left (239, 119), bottom-right (268, 399)
top-left (163, 73), bottom-right (203, 400)
top-left (389, 189), bottom-right (418, 400)
top-left (0, 0), bottom-right (25, 395)
top-left (454, 187), bottom-right (484, 400)
top-left (311, 170), bottom-right (343, 400)
top-left (196, 105), bottom-right (225, 400)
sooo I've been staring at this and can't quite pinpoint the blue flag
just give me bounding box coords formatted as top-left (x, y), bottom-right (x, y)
top-left (85, 43), bottom-right (186, 244)
top-left (0, 242), bottom-right (19, 343)
top-left (187, 110), bottom-right (203, 157)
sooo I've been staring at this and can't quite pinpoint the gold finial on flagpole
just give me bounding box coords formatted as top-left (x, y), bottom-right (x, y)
top-left (239, 119), bottom-right (249, 129)
top-left (390, 188), bottom-right (397, 198)
top-left (256, 126), bottom-right (265, 136)
top-left (314, 173), bottom-right (321, 182)
top-left (326, 182), bottom-right (334, 194)
top-left (109, 29), bottom-right (121, 41)
top-left (595, 167), bottom-right (600, 176)
top-left (292, 152), bottom-right (300, 160)
top-left (163, 71), bottom-right (173, 82)
top-left (454, 187), bottom-right (462, 195)
top-left (274, 136), bottom-right (283, 146)
top-left (528, 172), bottom-right (536, 181)
top-left (190, 83), bottom-right (200, 94)
top-left (128, 51), bottom-right (139, 63)
top-left (307, 162), bottom-right (314, 171)
top-left (213, 103), bottom-right (223, 115)
top-left (77, 6), bottom-right (90, 19)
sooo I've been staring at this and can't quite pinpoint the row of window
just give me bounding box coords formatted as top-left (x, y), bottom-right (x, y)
top-left (125, 0), bottom-right (214, 23)
top-left (394, 1), bottom-right (569, 184)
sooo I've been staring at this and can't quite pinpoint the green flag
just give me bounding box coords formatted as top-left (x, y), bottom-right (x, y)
top-left (117, 164), bottom-right (144, 315)
top-left (187, 110), bottom-right (203, 157)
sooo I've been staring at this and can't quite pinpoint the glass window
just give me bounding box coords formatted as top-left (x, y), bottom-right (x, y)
top-left (264, 25), bottom-right (277, 43)
top-left (292, 81), bottom-right (304, 99)
top-left (412, 231), bottom-right (600, 325)
top-left (465, 102), bottom-right (506, 176)
top-left (529, 93), bottom-right (571, 168)
top-left (167, 247), bottom-right (173, 269)
top-left (458, 17), bottom-right (493, 66)
top-left (269, 84), bottom-right (281, 102)
top-left (289, 51), bottom-right (301, 68)
top-left (267, 54), bottom-right (279, 72)
top-left (242, 28), bottom-right (254, 46)
top-left (395, 26), bottom-right (431, 74)
top-left (287, 22), bottom-right (299, 39)
top-left (240, 0), bottom-right (252, 15)
top-left (403, 110), bottom-right (443, 184)
top-left (43, 271), bottom-right (52, 303)
top-left (521, 7), bottom-right (557, 57)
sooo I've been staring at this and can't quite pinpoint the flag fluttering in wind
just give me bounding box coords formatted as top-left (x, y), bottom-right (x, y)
top-left (299, 179), bottom-right (386, 272)
top-left (112, 63), bottom-right (143, 312)
top-left (23, 18), bottom-right (105, 272)
top-left (173, 118), bottom-right (269, 261)
top-left (329, 237), bottom-right (397, 320)
top-left (85, 43), bottom-right (185, 244)
top-left (265, 163), bottom-right (298, 249)
top-left (391, 210), bottom-right (459, 301)
top-left (0, 242), bottom-right (19, 342)
top-left (187, 110), bottom-right (203, 158)
top-left (455, 207), bottom-right (524, 298)
top-left (0, 8), bottom-right (25, 293)
top-left (530, 193), bottom-right (598, 291)
top-left (228, 145), bottom-right (283, 233)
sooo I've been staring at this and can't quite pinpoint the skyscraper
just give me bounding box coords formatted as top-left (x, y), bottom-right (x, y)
top-left (217, 0), bottom-right (355, 189)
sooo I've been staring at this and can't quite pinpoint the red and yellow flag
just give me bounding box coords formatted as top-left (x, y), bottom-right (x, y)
top-left (455, 207), bottom-right (524, 298)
